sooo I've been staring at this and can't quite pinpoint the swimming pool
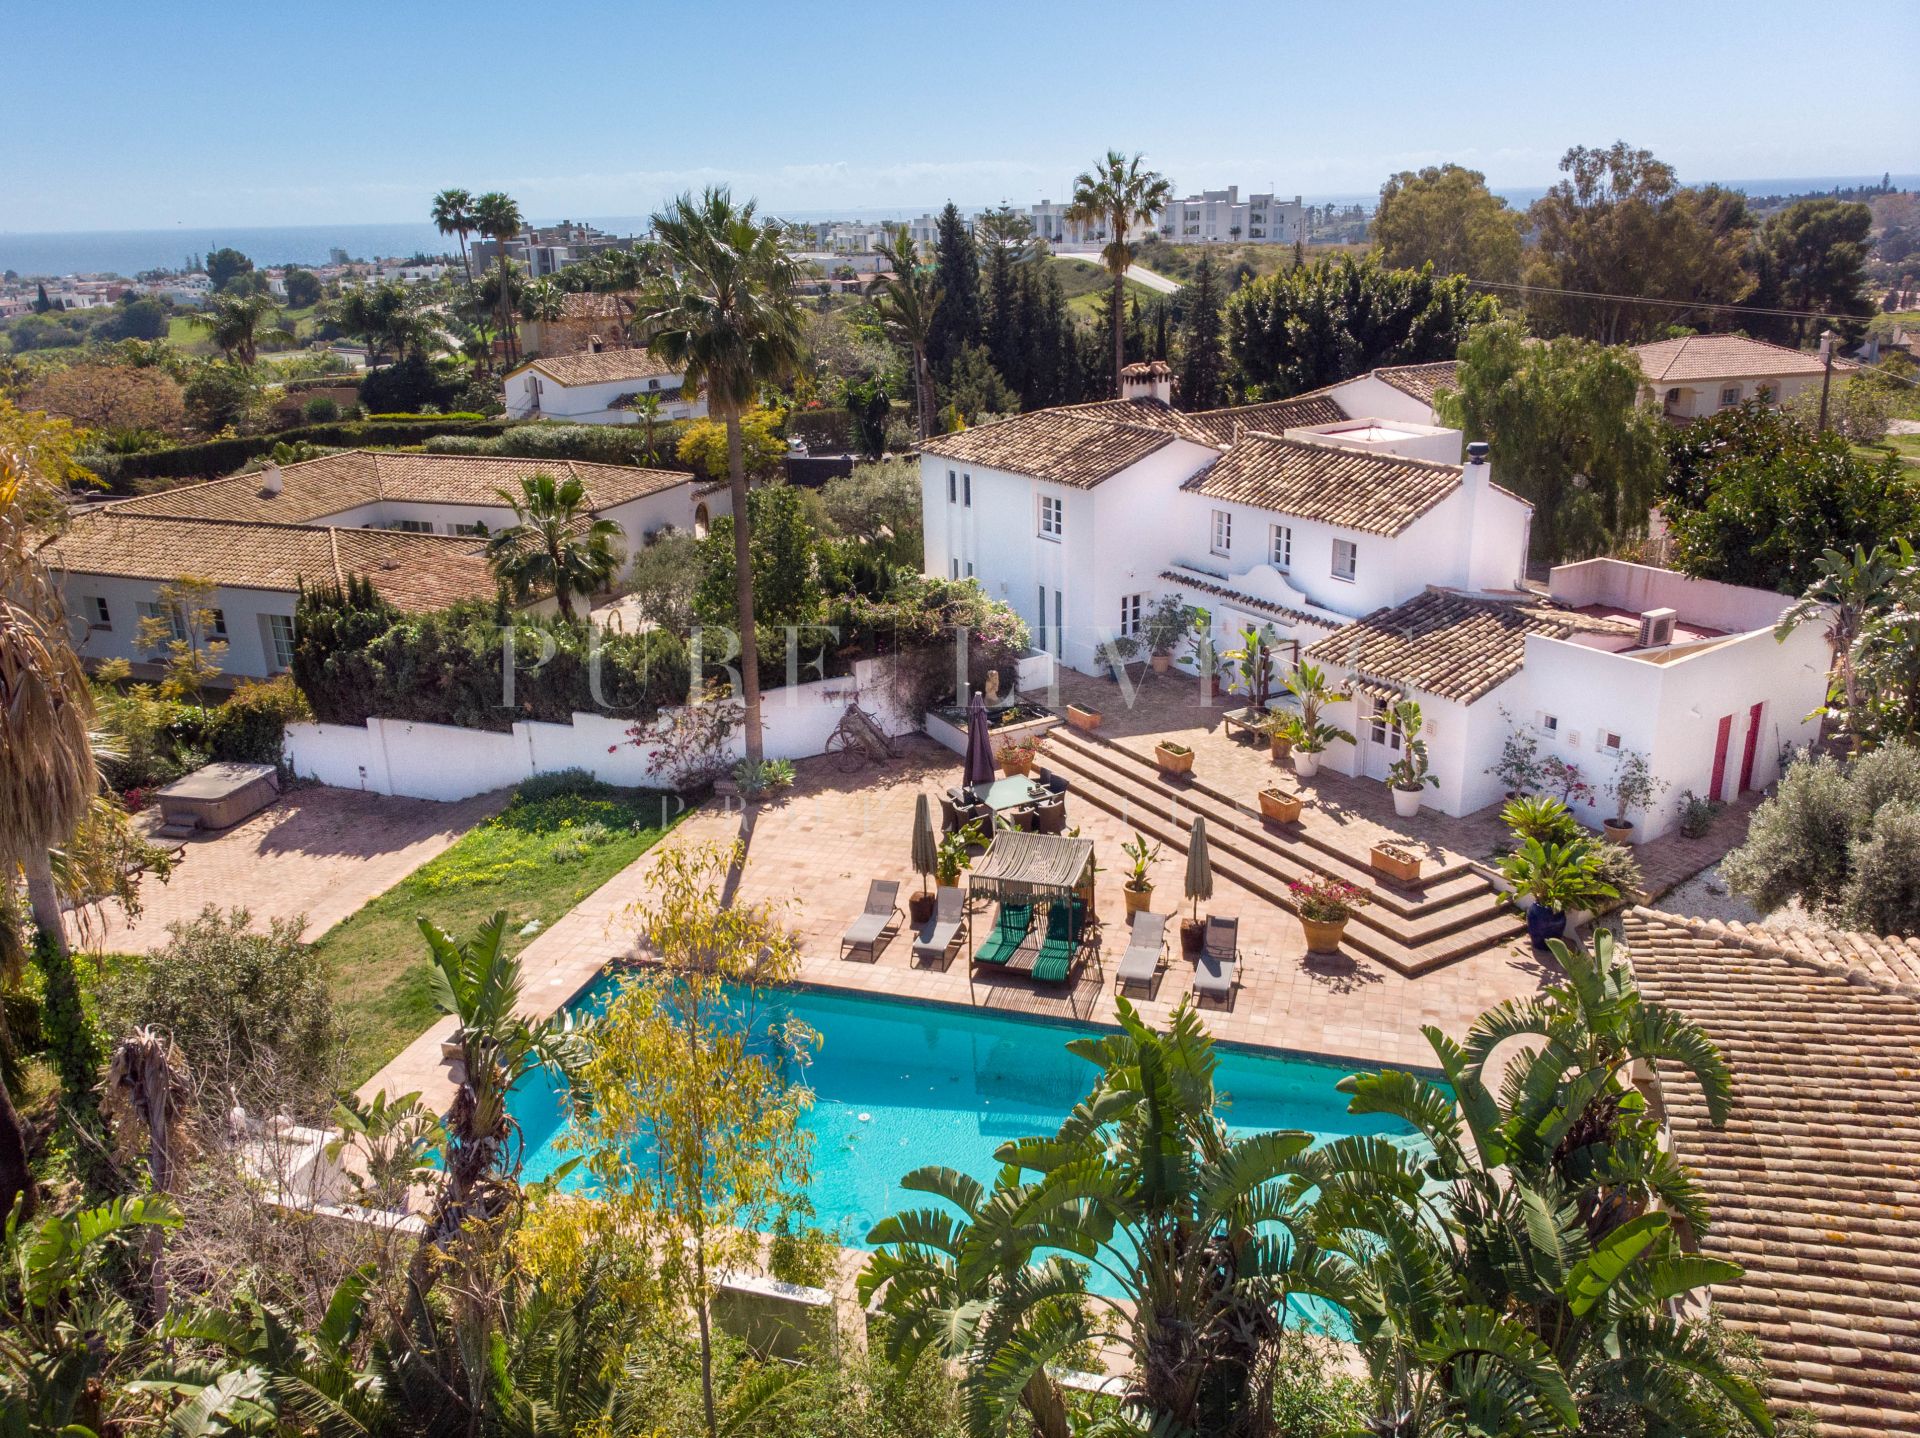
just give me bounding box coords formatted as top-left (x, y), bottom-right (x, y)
top-left (509, 975), bottom-right (1426, 1252)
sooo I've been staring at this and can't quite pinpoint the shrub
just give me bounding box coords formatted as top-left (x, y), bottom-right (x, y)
top-left (1721, 754), bottom-right (1859, 914)
top-left (516, 767), bottom-right (600, 803)
top-left (427, 420), bottom-right (694, 469)
top-left (357, 354), bottom-right (457, 414)
top-left (1676, 788), bottom-right (1721, 839)
top-left (96, 906), bottom-right (344, 1116)
top-left (204, 674), bottom-right (310, 764)
top-left (1839, 804), bottom-right (1920, 934)
top-left (302, 395), bottom-right (340, 423)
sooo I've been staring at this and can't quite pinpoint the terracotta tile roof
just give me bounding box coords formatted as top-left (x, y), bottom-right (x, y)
top-left (555, 291), bottom-right (636, 322)
top-left (1624, 909), bottom-right (1920, 1438)
top-left (41, 512), bottom-right (501, 612)
top-left (1157, 569), bottom-right (1331, 629)
top-left (1304, 590), bottom-right (1632, 703)
top-left (1370, 360), bottom-right (1460, 406)
top-left (1631, 334), bottom-right (1849, 384)
top-left (1687, 917), bottom-right (1920, 998)
top-left (1181, 431), bottom-right (1467, 536)
top-left (917, 410), bottom-right (1188, 488)
top-left (1057, 398), bottom-right (1221, 445)
top-left (514, 347), bottom-right (683, 386)
top-left (1182, 391), bottom-right (1352, 445)
top-left (111, 451), bottom-right (690, 524)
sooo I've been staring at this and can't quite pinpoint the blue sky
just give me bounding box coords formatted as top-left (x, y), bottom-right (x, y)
top-left (4, 0), bottom-right (1914, 232)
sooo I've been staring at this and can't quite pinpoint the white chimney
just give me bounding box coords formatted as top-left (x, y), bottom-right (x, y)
top-left (260, 461), bottom-right (283, 496)
top-left (1119, 360), bottom-right (1173, 406)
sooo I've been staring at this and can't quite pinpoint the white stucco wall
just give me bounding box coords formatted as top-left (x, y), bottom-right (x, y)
top-left (1325, 373), bottom-right (1444, 426)
top-left (1643, 372), bottom-right (1821, 420)
top-left (63, 575), bottom-right (296, 680)
top-left (504, 368), bottom-right (706, 425)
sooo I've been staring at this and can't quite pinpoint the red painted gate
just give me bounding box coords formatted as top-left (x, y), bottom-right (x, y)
top-left (1709, 714), bottom-right (1733, 802)
top-left (1738, 702), bottom-right (1763, 793)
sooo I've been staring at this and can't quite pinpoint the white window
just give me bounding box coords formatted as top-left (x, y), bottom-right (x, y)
top-left (951, 558), bottom-right (960, 579)
top-left (1038, 494), bottom-right (1063, 540)
top-left (390, 519), bottom-right (433, 533)
top-left (1211, 509), bottom-right (1232, 555)
top-left (1269, 523), bottom-right (1292, 570)
top-left (1719, 385), bottom-right (1741, 407)
top-left (965, 560), bottom-right (974, 578)
top-left (1368, 697), bottom-right (1403, 751)
top-left (85, 595), bottom-right (111, 630)
top-left (1118, 593), bottom-right (1143, 638)
top-left (210, 608), bottom-right (228, 639)
top-left (1539, 712), bottom-right (1560, 735)
top-left (1598, 730), bottom-right (1623, 755)
top-left (948, 469), bottom-right (957, 503)
top-left (963, 473), bottom-right (972, 507)
top-left (267, 613), bottom-right (296, 671)
top-left (1332, 538), bottom-right (1358, 582)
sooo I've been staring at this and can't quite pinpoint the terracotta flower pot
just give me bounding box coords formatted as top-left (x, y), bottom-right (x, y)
top-left (1067, 703), bottom-right (1101, 732)
top-left (1155, 743), bottom-right (1195, 775)
top-left (1269, 735), bottom-right (1292, 761)
top-left (1151, 653), bottom-right (1171, 674)
top-left (908, 891), bottom-right (937, 924)
top-left (1370, 843), bottom-right (1422, 884)
top-left (1258, 787), bottom-right (1303, 823)
top-left (1301, 915), bottom-right (1348, 953)
top-left (1603, 817), bottom-right (1635, 845)
top-left (1001, 752), bottom-right (1034, 776)
top-left (1124, 884), bottom-right (1153, 915)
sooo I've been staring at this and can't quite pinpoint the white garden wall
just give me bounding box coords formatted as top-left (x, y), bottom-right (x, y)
top-left (283, 657), bottom-right (920, 801)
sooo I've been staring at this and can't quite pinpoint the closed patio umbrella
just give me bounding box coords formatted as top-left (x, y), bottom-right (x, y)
top-left (911, 792), bottom-right (937, 896)
top-left (1184, 816), bottom-right (1214, 923)
top-left (963, 690), bottom-right (996, 789)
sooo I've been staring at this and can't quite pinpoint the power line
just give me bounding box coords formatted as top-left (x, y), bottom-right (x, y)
top-left (1465, 277), bottom-right (1875, 326)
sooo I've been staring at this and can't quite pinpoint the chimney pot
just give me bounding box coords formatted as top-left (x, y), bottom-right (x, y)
top-left (260, 461), bottom-right (283, 495)
top-left (1467, 441), bottom-right (1489, 463)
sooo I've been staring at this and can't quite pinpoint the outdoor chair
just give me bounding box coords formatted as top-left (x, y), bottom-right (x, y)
top-left (973, 901), bottom-right (1032, 966)
top-left (1115, 911), bottom-right (1168, 995)
top-left (939, 795), bottom-right (962, 833)
top-left (1032, 896), bottom-right (1086, 984)
top-left (1036, 769), bottom-right (1069, 796)
top-left (1193, 915), bottom-right (1239, 1009)
top-left (839, 880), bottom-right (904, 961)
top-left (912, 886), bottom-right (965, 969)
top-left (1033, 797), bottom-right (1068, 834)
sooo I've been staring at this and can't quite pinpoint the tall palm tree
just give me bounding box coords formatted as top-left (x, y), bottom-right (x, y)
top-left (630, 390), bottom-right (665, 465)
top-left (485, 472), bottom-right (625, 624)
top-left (1776, 540), bottom-right (1913, 747)
top-left (632, 188), bottom-right (806, 764)
top-left (431, 186), bottom-right (478, 286)
top-left (867, 229), bottom-right (942, 440)
top-left (0, 414), bottom-right (99, 1219)
top-left (190, 290), bottom-right (279, 365)
top-left (474, 191), bottom-right (524, 368)
top-left (520, 275), bottom-right (567, 325)
top-left (1068, 150), bottom-right (1172, 394)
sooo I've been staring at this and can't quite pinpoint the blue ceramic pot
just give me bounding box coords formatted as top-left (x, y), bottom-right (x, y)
top-left (1526, 902), bottom-right (1568, 948)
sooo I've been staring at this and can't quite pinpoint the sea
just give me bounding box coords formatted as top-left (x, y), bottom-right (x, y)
top-left (4, 175), bottom-right (1914, 280)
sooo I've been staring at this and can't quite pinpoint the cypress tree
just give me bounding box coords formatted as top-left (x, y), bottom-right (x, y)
top-left (1177, 251), bottom-right (1227, 410)
top-left (924, 203), bottom-right (982, 381)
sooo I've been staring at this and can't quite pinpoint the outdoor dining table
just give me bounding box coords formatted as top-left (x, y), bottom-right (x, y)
top-left (966, 776), bottom-right (1051, 814)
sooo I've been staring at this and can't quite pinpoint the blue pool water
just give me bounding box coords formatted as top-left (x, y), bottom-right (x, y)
top-left (510, 977), bottom-right (1425, 1256)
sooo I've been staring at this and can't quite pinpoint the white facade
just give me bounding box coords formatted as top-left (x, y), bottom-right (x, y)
top-left (1157, 187), bottom-right (1303, 245)
top-left (1644, 371), bottom-right (1823, 421)
top-left (503, 364), bottom-right (706, 426)
top-left (68, 578), bottom-right (299, 680)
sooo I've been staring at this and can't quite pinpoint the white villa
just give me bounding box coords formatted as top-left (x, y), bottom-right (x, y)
top-left (43, 452), bottom-right (719, 682)
top-left (503, 347), bottom-right (707, 427)
top-left (918, 363), bottom-right (1829, 838)
top-left (1630, 333), bottom-right (1849, 420)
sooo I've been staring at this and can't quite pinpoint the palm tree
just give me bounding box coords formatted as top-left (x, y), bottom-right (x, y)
top-left (1067, 150), bottom-right (1172, 394)
top-left (190, 289), bottom-right (279, 365)
top-left (521, 275), bottom-right (567, 325)
top-left (485, 472), bottom-right (625, 624)
top-left (326, 281), bottom-right (430, 366)
top-left (474, 190), bottom-right (524, 368)
top-left (632, 188), bottom-right (806, 764)
top-left (867, 229), bottom-right (942, 440)
top-left (864, 997), bottom-right (1343, 1436)
top-left (630, 390), bottom-right (666, 465)
top-left (431, 186), bottom-right (478, 286)
top-left (1776, 540), bottom-right (1913, 747)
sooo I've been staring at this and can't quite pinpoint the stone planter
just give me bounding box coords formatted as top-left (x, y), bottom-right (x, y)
top-left (1602, 818), bottom-right (1635, 845)
top-left (1391, 784), bottom-right (1424, 819)
top-left (1566, 906), bottom-right (1593, 932)
top-left (1067, 703), bottom-right (1102, 733)
top-left (1123, 883), bottom-right (1154, 916)
top-left (440, 1028), bottom-right (465, 1061)
top-left (1180, 918), bottom-right (1206, 955)
top-left (1258, 787), bottom-right (1303, 823)
top-left (1293, 749), bottom-right (1322, 779)
top-left (1370, 843), bottom-right (1422, 885)
top-left (1000, 751), bottom-right (1036, 776)
top-left (1155, 742), bottom-right (1195, 775)
top-left (908, 891), bottom-right (937, 924)
top-left (923, 706), bottom-right (1058, 758)
top-left (1301, 915), bottom-right (1349, 954)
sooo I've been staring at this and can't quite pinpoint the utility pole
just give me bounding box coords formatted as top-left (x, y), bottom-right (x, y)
top-left (1816, 328), bottom-right (1836, 434)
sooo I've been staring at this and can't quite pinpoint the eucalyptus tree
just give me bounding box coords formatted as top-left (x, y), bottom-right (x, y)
top-left (486, 472), bottom-right (625, 624)
top-left (475, 190), bottom-right (525, 368)
top-left (632, 188), bottom-right (806, 764)
top-left (867, 229), bottom-right (942, 440)
top-left (431, 186), bottom-right (478, 285)
top-left (1067, 150), bottom-right (1172, 393)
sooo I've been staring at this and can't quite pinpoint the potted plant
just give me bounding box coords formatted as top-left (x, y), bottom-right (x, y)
top-left (1223, 623), bottom-right (1281, 713)
top-left (1258, 786), bottom-right (1303, 823)
top-left (1278, 663), bottom-right (1354, 779)
top-left (1289, 875), bottom-right (1370, 953)
top-left (1487, 708), bottom-right (1545, 798)
top-left (1497, 836), bottom-right (1616, 948)
top-left (1066, 701), bottom-right (1102, 732)
top-left (1093, 636), bottom-right (1140, 682)
top-left (934, 820), bottom-right (985, 890)
top-left (1183, 606), bottom-right (1219, 700)
top-left (1154, 740), bottom-right (1195, 775)
top-left (1143, 595), bottom-right (1191, 675)
top-left (997, 733), bottom-right (1044, 775)
top-left (1499, 793), bottom-right (1582, 847)
top-left (1369, 841), bottom-right (1422, 885)
top-left (1259, 709), bottom-right (1294, 761)
top-left (1382, 699), bottom-right (1436, 819)
top-left (1121, 831), bottom-right (1162, 915)
top-left (1602, 749), bottom-right (1667, 844)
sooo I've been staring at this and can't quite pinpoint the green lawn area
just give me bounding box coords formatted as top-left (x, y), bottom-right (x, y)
top-left (316, 778), bottom-right (684, 1085)
top-left (164, 313), bottom-right (214, 353)
top-left (1053, 257), bottom-right (1163, 319)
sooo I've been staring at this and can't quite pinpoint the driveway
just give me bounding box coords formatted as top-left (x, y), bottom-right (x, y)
top-left (76, 784), bottom-right (509, 954)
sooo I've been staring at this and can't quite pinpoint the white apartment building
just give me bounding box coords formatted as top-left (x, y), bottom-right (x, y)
top-left (1158, 186), bottom-right (1304, 245)
top-left (916, 362), bottom-right (1827, 838)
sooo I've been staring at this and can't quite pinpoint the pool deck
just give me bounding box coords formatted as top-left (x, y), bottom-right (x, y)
top-left (358, 737), bottom-right (1564, 1111)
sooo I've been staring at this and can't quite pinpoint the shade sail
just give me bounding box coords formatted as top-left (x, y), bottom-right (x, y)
top-left (967, 831), bottom-right (1094, 895)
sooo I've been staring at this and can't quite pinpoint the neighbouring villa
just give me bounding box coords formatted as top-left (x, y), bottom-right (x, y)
top-left (42, 451), bottom-right (720, 681)
top-left (1629, 332), bottom-right (1852, 420)
top-left (503, 344), bottom-right (708, 426)
top-left (918, 361), bottom-right (1829, 838)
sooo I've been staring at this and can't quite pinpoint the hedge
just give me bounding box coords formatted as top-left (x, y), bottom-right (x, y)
top-left (83, 416), bottom-right (518, 490)
top-left (425, 420), bottom-right (697, 471)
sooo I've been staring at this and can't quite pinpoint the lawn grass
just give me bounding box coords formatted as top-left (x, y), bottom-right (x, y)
top-left (1052, 257), bottom-right (1163, 319)
top-left (316, 778), bottom-right (685, 1085)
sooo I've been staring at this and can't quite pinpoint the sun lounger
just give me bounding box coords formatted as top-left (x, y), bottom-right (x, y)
top-left (1193, 915), bottom-right (1239, 1008)
top-left (840, 880), bottom-right (903, 961)
top-left (1032, 897), bottom-right (1086, 984)
top-left (912, 887), bottom-right (965, 969)
top-left (973, 902), bottom-right (1032, 966)
top-left (1115, 911), bottom-right (1168, 995)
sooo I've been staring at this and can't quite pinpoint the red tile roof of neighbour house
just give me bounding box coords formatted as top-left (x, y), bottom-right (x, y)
top-left (40, 512), bottom-right (502, 612)
top-left (1630, 334), bottom-right (1851, 384)
top-left (1623, 909), bottom-right (1920, 1438)
top-left (1369, 360), bottom-right (1460, 406)
top-left (511, 347), bottom-right (683, 386)
top-left (1058, 398), bottom-right (1222, 445)
top-left (1303, 590), bottom-right (1634, 702)
top-left (917, 409), bottom-right (1191, 488)
top-left (1181, 431), bottom-right (1470, 536)
top-left (109, 451), bottom-right (691, 525)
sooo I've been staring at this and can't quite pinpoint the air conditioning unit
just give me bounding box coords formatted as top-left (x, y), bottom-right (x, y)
top-left (1636, 607), bottom-right (1678, 648)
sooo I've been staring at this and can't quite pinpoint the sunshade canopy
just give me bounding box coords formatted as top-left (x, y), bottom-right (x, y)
top-left (967, 831), bottom-right (1095, 898)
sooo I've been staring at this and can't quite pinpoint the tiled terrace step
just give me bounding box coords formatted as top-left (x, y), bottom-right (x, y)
top-left (1039, 730), bottom-right (1524, 975)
